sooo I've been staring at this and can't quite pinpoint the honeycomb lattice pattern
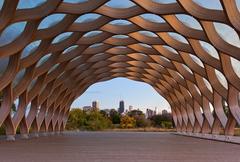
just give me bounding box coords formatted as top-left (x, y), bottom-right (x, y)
top-left (0, 0), bottom-right (240, 139)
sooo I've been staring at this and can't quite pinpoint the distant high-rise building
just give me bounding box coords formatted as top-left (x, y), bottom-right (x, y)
top-left (118, 100), bottom-right (125, 114)
top-left (92, 100), bottom-right (99, 110)
top-left (129, 105), bottom-right (133, 111)
top-left (154, 107), bottom-right (158, 115)
top-left (146, 108), bottom-right (156, 119)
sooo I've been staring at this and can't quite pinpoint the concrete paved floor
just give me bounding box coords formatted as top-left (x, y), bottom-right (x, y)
top-left (0, 132), bottom-right (239, 162)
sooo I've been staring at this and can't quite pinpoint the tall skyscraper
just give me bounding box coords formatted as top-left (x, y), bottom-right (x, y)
top-left (129, 105), bottom-right (133, 111)
top-left (92, 100), bottom-right (99, 110)
top-left (118, 100), bottom-right (125, 114)
top-left (155, 107), bottom-right (158, 115)
top-left (146, 108), bottom-right (156, 119)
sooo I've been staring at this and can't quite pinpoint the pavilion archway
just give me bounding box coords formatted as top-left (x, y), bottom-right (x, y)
top-left (0, 0), bottom-right (239, 140)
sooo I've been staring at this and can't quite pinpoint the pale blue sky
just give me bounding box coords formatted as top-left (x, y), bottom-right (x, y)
top-left (71, 78), bottom-right (171, 113)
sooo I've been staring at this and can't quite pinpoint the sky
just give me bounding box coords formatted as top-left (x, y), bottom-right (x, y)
top-left (71, 77), bottom-right (171, 113)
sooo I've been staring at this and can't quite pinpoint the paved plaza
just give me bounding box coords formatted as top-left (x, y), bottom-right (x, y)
top-left (0, 132), bottom-right (239, 162)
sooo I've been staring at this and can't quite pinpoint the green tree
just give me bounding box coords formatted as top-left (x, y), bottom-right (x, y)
top-left (110, 109), bottom-right (120, 124)
top-left (100, 110), bottom-right (108, 117)
top-left (66, 109), bottom-right (86, 130)
top-left (150, 113), bottom-right (173, 128)
top-left (161, 121), bottom-right (173, 129)
top-left (85, 110), bottom-right (112, 130)
top-left (222, 100), bottom-right (229, 116)
top-left (66, 108), bottom-right (112, 131)
top-left (134, 115), bottom-right (151, 128)
top-left (128, 110), bottom-right (150, 128)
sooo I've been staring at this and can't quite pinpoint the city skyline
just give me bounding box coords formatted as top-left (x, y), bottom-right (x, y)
top-left (71, 78), bottom-right (171, 112)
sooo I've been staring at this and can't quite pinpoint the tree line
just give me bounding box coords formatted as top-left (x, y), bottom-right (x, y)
top-left (66, 108), bottom-right (174, 131)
